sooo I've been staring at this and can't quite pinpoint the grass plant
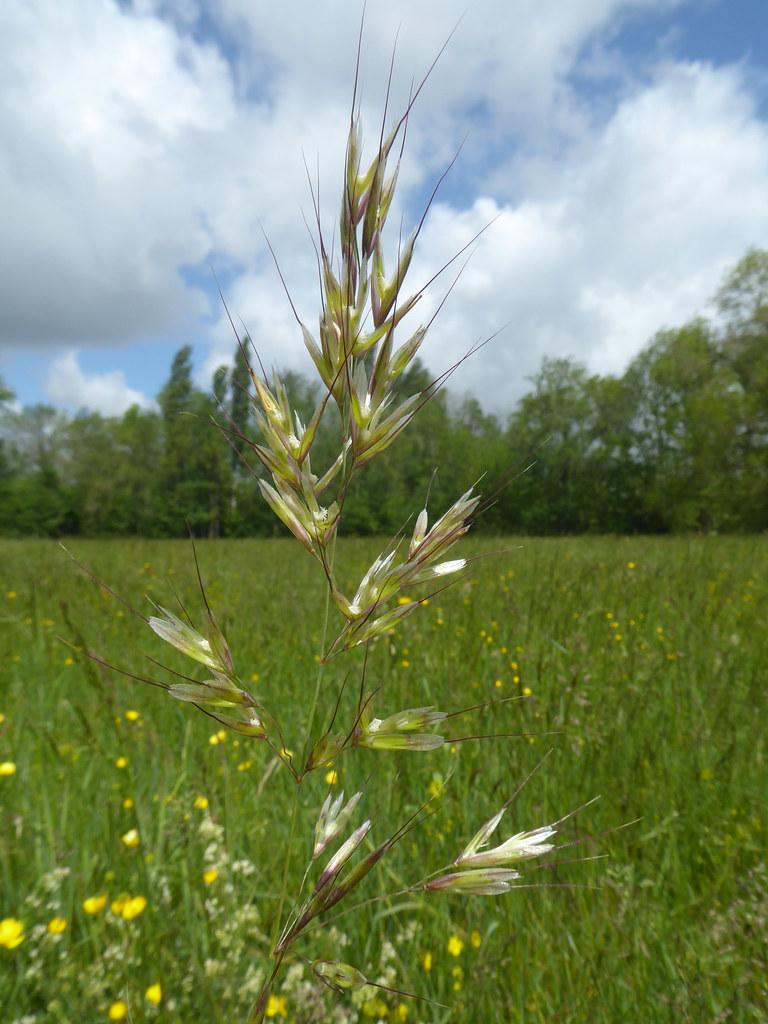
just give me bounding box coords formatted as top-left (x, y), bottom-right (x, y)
top-left (0, 535), bottom-right (766, 1021)
top-left (1, 31), bottom-right (766, 1024)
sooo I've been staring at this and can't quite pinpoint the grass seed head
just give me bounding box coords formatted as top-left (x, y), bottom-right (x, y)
top-left (313, 790), bottom-right (363, 859)
top-left (424, 868), bottom-right (521, 896)
top-left (312, 959), bottom-right (368, 992)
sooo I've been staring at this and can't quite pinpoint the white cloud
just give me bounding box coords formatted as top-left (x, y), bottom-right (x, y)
top-left (403, 60), bottom-right (768, 407)
top-left (2, 0), bottom-right (768, 417)
top-left (205, 59), bottom-right (768, 410)
top-left (0, 0), bottom-right (683, 357)
top-left (45, 350), bottom-right (155, 415)
top-left (0, 1), bottom-right (350, 350)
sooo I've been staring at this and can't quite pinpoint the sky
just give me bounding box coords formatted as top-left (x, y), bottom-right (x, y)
top-left (1, 0), bottom-right (767, 416)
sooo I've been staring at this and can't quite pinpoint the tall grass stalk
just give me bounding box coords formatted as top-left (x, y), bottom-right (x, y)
top-left (70, 28), bottom-right (599, 1023)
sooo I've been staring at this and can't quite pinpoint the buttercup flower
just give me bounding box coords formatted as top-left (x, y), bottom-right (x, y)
top-left (83, 895), bottom-right (107, 915)
top-left (121, 896), bottom-right (147, 921)
top-left (265, 994), bottom-right (288, 1018)
top-left (145, 982), bottom-right (162, 1004)
top-left (121, 828), bottom-right (140, 848)
top-left (0, 918), bottom-right (24, 949)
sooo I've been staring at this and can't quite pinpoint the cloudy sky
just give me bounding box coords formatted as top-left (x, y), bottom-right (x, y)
top-left (2, 0), bottom-right (767, 415)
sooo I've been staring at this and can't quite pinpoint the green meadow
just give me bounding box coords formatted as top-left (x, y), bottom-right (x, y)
top-left (1, 535), bottom-right (766, 1023)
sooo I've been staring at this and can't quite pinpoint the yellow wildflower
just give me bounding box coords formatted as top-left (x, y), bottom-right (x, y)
top-left (6, 591), bottom-right (17, 599)
top-left (124, 710), bottom-right (140, 722)
top-left (0, 762), bottom-right (16, 777)
top-left (202, 868), bottom-right (218, 885)
top-left (108, 1001), bottom-right (127, 1020)
top-left (427, 775), bottom-right (444, 800)
top-left (470, 929), bottom-right (482, 948)
top-left (115, 756), bottom-right (128, 769)
top-left (420, 950), bottom-right (433, 972)
top-left (627, 561), bottom-right (636, 570)
top-left (397, 595), bottom-right (412, 605)
top-left (0, 918), bottom-right (24, 949)
top-left (324, 769), bottom-right (338, 785)
top-left (394, 1004), bottom-right (409, 1022)
top-left (47, 916), bottom-right (67, 935)
top-left (265, 994), bottom-right (288, 1018)
top-left (121, 828), bottom-right (140, 848)
top-left (447, 934), bottom-right (464, 957)
top-left (145, 982), bottom-right (162, 1004)
top-left (64, 657), bottom-right (74, 666)
top-left (83, 895), bottom-right (107, 915)
top-left (0, 712), bottom-right (5, 723)
top-left (122, 797), bottom-right (134, 810)
top-left (193, 795), bottom-right (209, 810)
top-left (362, 996), bottom-right (388, 1018)
top-left (121, 896), bottom-right (147, 921)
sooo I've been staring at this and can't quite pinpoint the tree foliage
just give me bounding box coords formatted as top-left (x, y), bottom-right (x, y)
top-left (2, 251), bottom-right (767, 537)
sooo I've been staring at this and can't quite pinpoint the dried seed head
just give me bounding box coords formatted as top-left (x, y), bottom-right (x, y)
top-left (312, 960), bottom-right (368, 992)
top-left (205, 706), bottom-right (266, 739)
top-left (410, 508), bottom-right (428, 556)
top-left (359, 731), bottom-right (445, 752)
top-left (457, 824), bottom-right (557, 868)
top-left (374, 707), bottom-right (448, 733)
top-left (356, 706), bottom-right (446, 752)
top-left (258, 479), bottom-right (315, 553)
top-left (148, 607), bottom-right (223, 672)
top-left (425, 868), bottom-right (521, 896)
top-left (457, 807), bottom-right (506, 863)
top-left (316, 820), bottom-right (372, 891)
top-left (313, 791), bottom-right (363, 859)
top-left (168, 677), bottom-right (251, 708)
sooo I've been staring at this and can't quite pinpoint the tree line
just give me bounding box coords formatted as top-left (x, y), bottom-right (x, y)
top-left (1, 249), bottom-right (766, 538)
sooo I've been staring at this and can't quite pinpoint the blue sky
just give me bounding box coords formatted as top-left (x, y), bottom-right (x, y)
top-left (1, 0), bottom-right (767, 415)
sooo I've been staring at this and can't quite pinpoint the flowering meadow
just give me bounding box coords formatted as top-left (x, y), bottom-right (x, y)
top-left (1, 535), bottom-right (766, 1022)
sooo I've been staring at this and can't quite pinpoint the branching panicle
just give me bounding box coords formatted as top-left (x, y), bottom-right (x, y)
top-left (73, 29), bottom-right (602, 1024)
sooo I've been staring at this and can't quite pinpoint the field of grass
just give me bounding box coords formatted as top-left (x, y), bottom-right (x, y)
top-left (1, 535), bottom-right (766, 1023)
